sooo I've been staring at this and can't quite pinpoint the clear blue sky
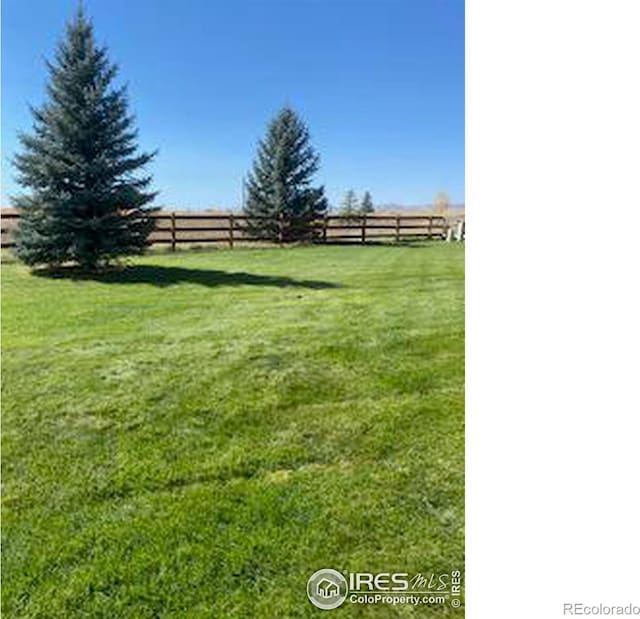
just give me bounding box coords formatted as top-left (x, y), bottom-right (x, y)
top-left (1, 0), bottom-right (464, 210)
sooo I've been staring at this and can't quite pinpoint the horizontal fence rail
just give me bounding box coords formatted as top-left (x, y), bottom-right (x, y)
top-left (1, 212), bottom-right (461, 249)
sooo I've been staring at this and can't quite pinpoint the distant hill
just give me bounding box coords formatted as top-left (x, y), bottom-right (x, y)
top-left (370, 204), bottom-right (465, 220)
top-left (2, 204), bottom-right (466, 217)
top-left (374, 203), bottom-right (464, 212)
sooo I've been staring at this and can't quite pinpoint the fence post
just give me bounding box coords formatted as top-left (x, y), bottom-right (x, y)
top-left (361, 215), bottom-right (367, 245)
top-left (395, 215), bottom-right (400, 243)
top-left (229, 213), bottom-right (234, 249)
top-left (322, 215), bottom-right (328, 244)
top-left (170, 212), bottom-right (176, 251)
top-left (456, 220), bottom-right (464, 242)
top-left (427, 216), bottom-right (433, 239)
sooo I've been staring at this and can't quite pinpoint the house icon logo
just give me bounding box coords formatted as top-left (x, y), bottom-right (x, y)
top-left (307, 568), bottom-right (348, 610)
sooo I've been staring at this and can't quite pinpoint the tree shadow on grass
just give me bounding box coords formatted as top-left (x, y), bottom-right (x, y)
top-left (32, 264), bottom-right (340, 290)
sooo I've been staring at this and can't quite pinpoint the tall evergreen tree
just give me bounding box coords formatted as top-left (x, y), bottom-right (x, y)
top-left (12, 7), bottom-right (157, 270)
top-left (244, 107), bottom-right (327, 241)
top-left (360, 191), bottom-right (374, 214)
top-left (339, 189), bottom-right (359, 216)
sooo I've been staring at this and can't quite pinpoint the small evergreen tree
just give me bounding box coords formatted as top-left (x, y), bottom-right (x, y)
top-left (360, 191), bottom-right (374, 214)
top-left (244, 107), bottom-right (327, 241)
top-left (12, 7), bottom-right (157, 270)
top-left (339, 189), bottom-right (359, 216)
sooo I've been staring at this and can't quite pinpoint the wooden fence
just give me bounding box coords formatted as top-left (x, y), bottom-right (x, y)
top-left (1, 212), bottom-right (452, 250)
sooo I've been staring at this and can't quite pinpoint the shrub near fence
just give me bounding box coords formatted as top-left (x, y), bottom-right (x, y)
top-left (0, 211), bottom-right (449, 250)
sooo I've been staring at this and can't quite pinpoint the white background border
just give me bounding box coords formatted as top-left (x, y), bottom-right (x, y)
top-left (467, 1), bottom-right (640, 616)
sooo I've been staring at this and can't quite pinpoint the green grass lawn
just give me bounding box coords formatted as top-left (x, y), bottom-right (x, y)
top-left (1, 243), bottom-right (464, 618)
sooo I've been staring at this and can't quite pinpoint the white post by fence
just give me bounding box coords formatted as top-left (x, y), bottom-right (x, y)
top-left (455, 220), bottom-right (464, 242)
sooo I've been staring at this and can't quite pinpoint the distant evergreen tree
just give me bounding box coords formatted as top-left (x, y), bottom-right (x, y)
top-left (360, 191), bottom-right (374, 214)
top-left (12, 7), bottom-right (157, 270)
top-left (339, 189), bottom-right (359, 216)
top-left (244, 107), bottom-right (327, 241)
